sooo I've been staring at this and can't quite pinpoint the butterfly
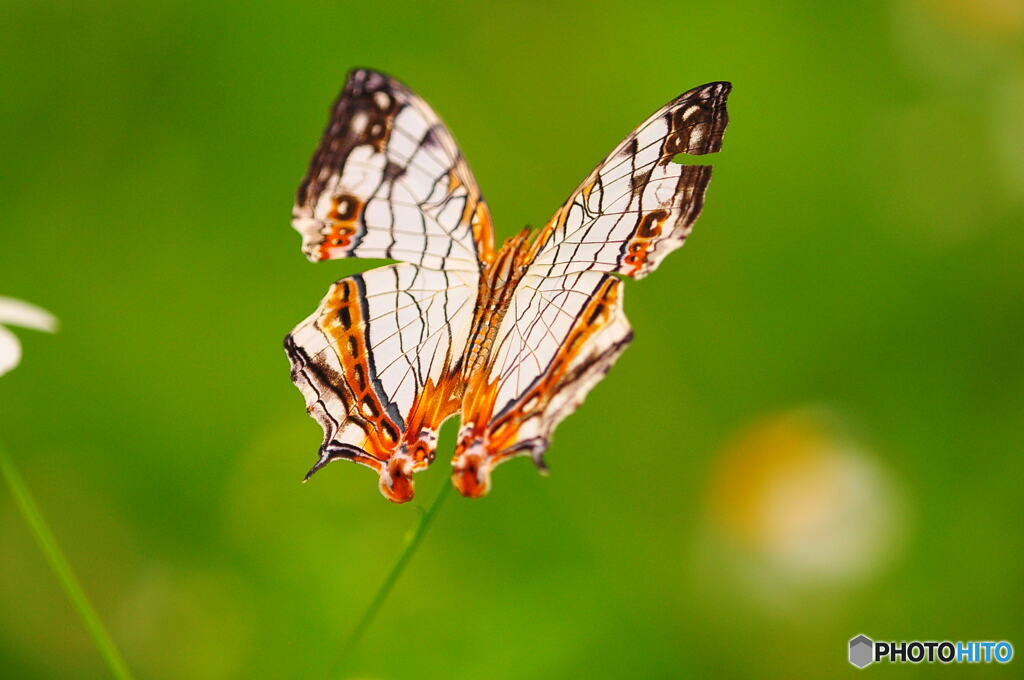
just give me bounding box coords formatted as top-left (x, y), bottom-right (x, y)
top-left (285, 69), bottom-right (730, 502)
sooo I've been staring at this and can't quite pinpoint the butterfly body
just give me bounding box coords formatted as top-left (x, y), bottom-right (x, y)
top-left (286, 69), bottom-right (730, 502)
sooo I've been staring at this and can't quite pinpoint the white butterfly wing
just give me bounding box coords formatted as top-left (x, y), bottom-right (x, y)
top-left (286, 263), bottom-right (476, 502)
top-left (529, 81), bottom-right (730, 279)
top-left (292, 68), bottom-right (494, 271)
top-left (452, 82), bottom-right (731, 496)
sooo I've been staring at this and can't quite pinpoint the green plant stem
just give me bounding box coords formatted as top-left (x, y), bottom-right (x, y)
top-left (0, 442), bottom-right (135, 680)
top-left (333, 481), bottom-right (452, 678)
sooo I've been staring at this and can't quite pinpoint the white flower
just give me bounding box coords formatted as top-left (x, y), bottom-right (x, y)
top-left (0, 296), bottom-right (58, 376)
top-left (705, 410), bottom-right (903, 594)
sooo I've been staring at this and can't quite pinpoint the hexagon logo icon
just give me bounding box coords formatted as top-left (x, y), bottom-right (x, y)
top-left (849, 635), bottom-right (874, 668)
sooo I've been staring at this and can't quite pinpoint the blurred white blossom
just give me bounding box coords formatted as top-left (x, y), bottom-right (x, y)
top-left (0, 296), bottom-right (57, 376)
top-left (702, 410), bottom-right (904, 607)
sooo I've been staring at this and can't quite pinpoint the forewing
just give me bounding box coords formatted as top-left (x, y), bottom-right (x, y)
top-left (529, 82), bottom-right (730, 279)
top-left (293, 69), bottom-right (494, 270)
top-left (285, 262), bottom-right (477, 502)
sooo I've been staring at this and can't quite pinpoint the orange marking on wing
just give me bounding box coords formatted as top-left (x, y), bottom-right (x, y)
top-left (472, 202), bottom-right (495, 265)
top-left (319, 278), bottom-right (401, 459)
top-left (489, 278), bottom-right (620, 453)
top-left (580, 178), bottom-right (597, 203)
top-left (376, 365), bottom-right (465, 504)
top-left (621, 209), bottom-right (669, 277)
top-left (451, 369), bottom-right (502, 498)
top-left (403, 369), bottom-right (463, 463)
top-left (317, 194), bottom-right (364, 261)
top-left (446, 169), bottom-right (463, 194)
top-left (453, 278), bottom-right (622, 496)
top-left (462, 228), bottom-right (532, 378)
top-left (460, 369), bottom-right (501, 436)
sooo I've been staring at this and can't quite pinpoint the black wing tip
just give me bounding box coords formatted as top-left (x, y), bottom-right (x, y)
top-left (347, 66), bottom-right (389, 80)
top-left (676, 80), bottom-right (732, 104)
top-left (344, 67), bottom-right (410, 95)
top-left (700, 80), bottom-right (732, 93)
top-left (675, 81), bottom-right (731, 155)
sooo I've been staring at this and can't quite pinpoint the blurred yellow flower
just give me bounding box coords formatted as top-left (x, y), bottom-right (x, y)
top-left (919, 0), bottom-right (1024, 41)
top-left (893, 0), bottom-right (1023, 87)
top-left (0, 296), bottom-right (57, 376)
top-left (706, 410), bottom-right (902, 587)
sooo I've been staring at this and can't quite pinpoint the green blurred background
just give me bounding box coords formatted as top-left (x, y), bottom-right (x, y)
top-left (2, 0), bottom-right (1022, 677)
